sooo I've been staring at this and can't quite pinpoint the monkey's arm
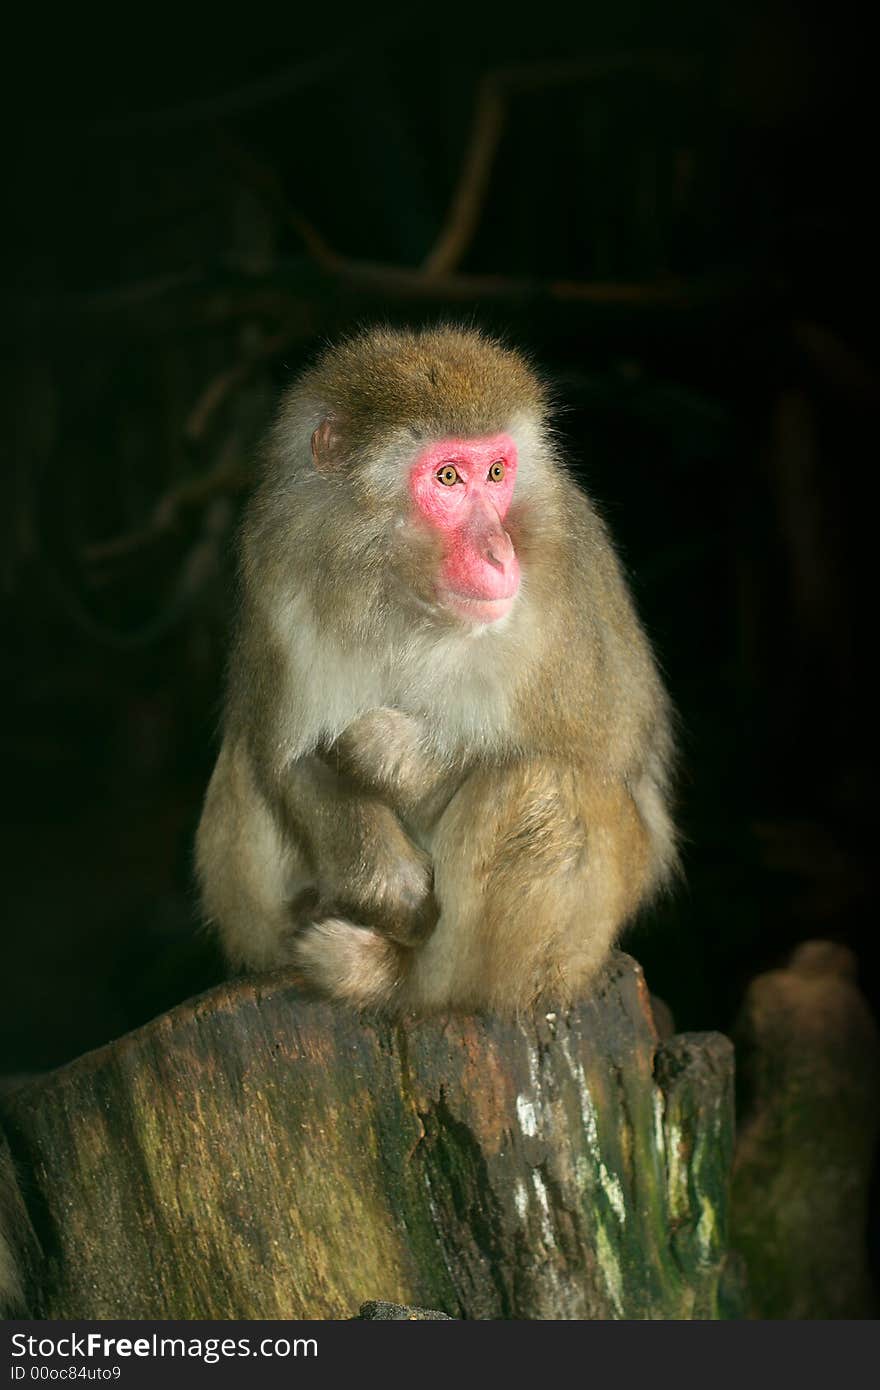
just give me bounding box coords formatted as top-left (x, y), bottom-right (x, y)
top-left (278, 754), bottom-right (438, 946)
top-left (197, 733), bottom-right (438, 974)
top-left (319, 708), bottom-right (461, 824)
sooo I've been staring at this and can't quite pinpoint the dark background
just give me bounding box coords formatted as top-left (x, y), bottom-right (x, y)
top-left (1, 0), bottom-right (876, 1256)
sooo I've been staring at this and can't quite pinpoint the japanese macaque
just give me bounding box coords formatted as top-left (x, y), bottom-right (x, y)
top-left (196, 325), bottom-right (677, 1014)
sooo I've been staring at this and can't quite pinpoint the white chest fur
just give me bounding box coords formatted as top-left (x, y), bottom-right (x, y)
top-left (273, 591), bottom-right (521, 761)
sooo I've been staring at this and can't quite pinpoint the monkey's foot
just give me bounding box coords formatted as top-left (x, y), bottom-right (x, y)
top-left (291, 918), bottom-right (404, 1009)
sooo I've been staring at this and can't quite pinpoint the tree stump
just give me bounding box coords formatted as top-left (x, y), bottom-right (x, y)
top-left (731, 941), bottom-right (880, 1319)
top-left (1, 952), bottom-right (740, 1319)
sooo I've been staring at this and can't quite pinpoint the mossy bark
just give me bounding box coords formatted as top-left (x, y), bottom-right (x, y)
top-left (2, 952), bottom-right (740, 1319)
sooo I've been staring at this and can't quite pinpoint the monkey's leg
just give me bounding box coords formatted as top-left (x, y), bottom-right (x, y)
top-left (289, 759), bottom-right (655, 1016)
top-left (287, 709), bottom-right (460, 1008)
top-left (196, 740), bottom-right (306, 971)
top-left (404, 760), bottom-right (653, 1014)
top-left (283, 754), bottom-right (440, 1007)
top-left (283, 754), bottom-right (437, 945)
top-left (198, 739), bottom-right (436, 976)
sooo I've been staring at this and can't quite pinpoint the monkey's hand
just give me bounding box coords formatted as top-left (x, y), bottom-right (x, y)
top-left (317, 798), bottom-right (438, 948)
top-left (320, 708), bottom-right (438, 808)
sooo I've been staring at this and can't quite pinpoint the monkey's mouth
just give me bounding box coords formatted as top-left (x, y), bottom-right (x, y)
top-left (439, 589), bottom-right (518, 624)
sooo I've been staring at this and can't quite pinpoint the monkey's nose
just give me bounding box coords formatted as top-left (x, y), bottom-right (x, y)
top-left (483, 528), bottom-right (515, 572)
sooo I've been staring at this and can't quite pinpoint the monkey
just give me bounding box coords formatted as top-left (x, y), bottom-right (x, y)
top-left (196, 325), bottom-right (677, 1015)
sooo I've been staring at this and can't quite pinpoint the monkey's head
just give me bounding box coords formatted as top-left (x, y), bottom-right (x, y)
top-left (277, 326), bottom-right (554, 630)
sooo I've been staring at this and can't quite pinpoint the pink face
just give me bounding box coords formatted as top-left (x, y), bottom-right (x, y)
top-left (409, 432), bottom-right (520, 624)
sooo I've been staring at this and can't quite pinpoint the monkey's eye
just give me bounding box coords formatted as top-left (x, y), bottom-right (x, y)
top-left (436, 465), bottom-right (461, 486)
top-left (488, 460), bottom-right (506, 483)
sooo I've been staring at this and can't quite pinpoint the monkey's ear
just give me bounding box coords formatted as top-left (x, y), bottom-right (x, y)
top-left (310, 418), bottom-right (343, 472)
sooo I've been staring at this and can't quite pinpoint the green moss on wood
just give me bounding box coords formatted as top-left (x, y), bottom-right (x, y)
top-left (2, 952), bottom-right (739, 1320)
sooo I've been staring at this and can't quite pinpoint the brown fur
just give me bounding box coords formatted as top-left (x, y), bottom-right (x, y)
top-left (280, 324), bottom-right (549, 461)
top-left (196, 325), bottom-right (678, 1015)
